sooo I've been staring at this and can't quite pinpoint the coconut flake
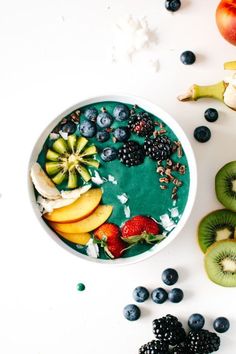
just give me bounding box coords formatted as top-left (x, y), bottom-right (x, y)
top-left (160, 214), bottom-right (176, 232)
top-left (59, 130), bottom-right (68, 140)
top-left (91, 171), bottom-right (105, 185)
top-left (49, 132), bottom-right (60, 140)
top-left (117, 193), bottom-right (128, 204)
top-left (61, 185), bottom-right (91, 199)
top-left (108, 174), bottom-right (118, 184)
top-left (124, 205), bottom-right (131, 218)
top-left (169, 207), bottom-right (180, 218)
top-left (86, 239), bottom-right (99, 258)
top-left (37, 196), bottom-right (54, 214)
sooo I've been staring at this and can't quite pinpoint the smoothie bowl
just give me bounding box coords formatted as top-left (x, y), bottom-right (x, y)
top-left (28, 95), bottom-right (197, 264)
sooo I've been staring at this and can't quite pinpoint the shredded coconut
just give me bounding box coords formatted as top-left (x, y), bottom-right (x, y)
top-left (169, 207), bottom-right (180, 218)
top-left (117, 193), bottom-right (128, 204)
top-left (86, 239), bottom-right (99, 258)
top-left (108, 174), bottom-right (118, 184)
top-left (91, 171), bottom-right (105, 185)
top-left (59, 130), bottom-right (68, 140)
top-left (160, 213), bottom-right (176, 232)
top-left (49, 132), bottom-right (60, 140)
top-left (124, 205), bottom-right (131, 218)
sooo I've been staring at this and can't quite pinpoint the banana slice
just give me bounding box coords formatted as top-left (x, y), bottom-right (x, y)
top-left (30, 163), bottom-right (61, 200)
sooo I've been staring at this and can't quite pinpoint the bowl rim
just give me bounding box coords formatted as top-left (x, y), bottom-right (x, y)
top-left (28, 94), bottom-right (197, 265)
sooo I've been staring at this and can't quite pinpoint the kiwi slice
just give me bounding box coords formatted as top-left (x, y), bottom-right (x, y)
top-left (215, 161), bottom-right (236, 212)
top-left (198, 209), bottom-right (236, 253)
top-left (205, 240), bottom-right (236, 287)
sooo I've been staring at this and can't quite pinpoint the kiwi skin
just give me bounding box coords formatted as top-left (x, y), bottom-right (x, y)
top-left (198, 209), bottom-right (236, 253)
top-left (215, 161), bottom-right (236, 212)
top-left (204, 240), bottom-right (236, 287)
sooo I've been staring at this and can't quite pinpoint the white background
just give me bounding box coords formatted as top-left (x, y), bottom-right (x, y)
top-left (0, 0), bottom-right (236, 353)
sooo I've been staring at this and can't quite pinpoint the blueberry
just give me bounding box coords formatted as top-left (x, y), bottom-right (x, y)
top-left (97, 112), bottom-right (113, 128)
top-left (101, 147), bottom-right (117, 162)
top-left (123, 304), bottom-right (141, 321)
top-left (162, 268), bottom-right (179, 286)
top-left (96, 131), bottom-right (110, 143)
top-left (133, 286), bottom-right (149, 303)
top-left (165, 0), bottom-right (181, 12)
top-left (84, 107), bottom-right (98, 121)
top-left (194, 126), bottom-right (211, 143)
top-left (213, 317), bottom-right (230, 333)
top-left (61, 121), bottom-right (77, 134)
top-left (168, 288), bottom-right (184, 303)
top-left (180, 51), bottom-right (196, 65)
top-left (151, 288), bottom-right (168, 304)
top-left (113, 104), bottom-right (130, 121)
top-left (79, 120), bottom-right (97, 138)
top-left (113, 127), bottom-right (130, 142)
top-left (204, 108), bottom-right (219, 122)
top-left (188, 314), bottom-right (205, 330)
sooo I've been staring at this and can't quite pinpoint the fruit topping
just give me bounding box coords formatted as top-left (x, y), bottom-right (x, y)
top-left (113, 127), bottom-right (130, 142)
top-left (162, 268), bottom-right (179, 286)
top-left (45, 135), bottom-right (99, 188)
top-left (121, 215), bottom-right (163, 244)
top-left (215, 161), bottom-right (236, 212)
top-left (96, 131), bottom-right (110, 143)
top-left (144, 136), bottom-right (172, 161)
top-left (193, 126), bottom-right (211, 143)
top-left (123, 304), bottom-right (141, 321)
top-left (188, 314), bottom-right (205, 331)
top-left (198, 209), bottom-right (236, 253)
top-left (186, 329), bottom-right (220, 353)
top-left (151, 288), bottom-right (168, 304)
top-left (118, 140), bottom-right (144, 166)
top-left (84, 107), bottom-right (98, 121)
top-left (133, 286), bottom-right (149, 303)
top-left (170, 343), bottom-right (187, 354)
top-left (139, 340), bottom-right (169, 354)
top-left (128, 111), bottom-right (154, 137)
top-left (168, 288), bottom-right (184, 303)
top-left (94, 223), bottom-right (126, 259)
top-left (165, 0), bottom-right (181, 12)
top-left (153, 314), bottom-right (186, 346)
top-left (61, 121), bottom-right (77, 134)
top-left (204, 108), bottom-right (219, 122)
top-left (180, 51), bottom-right (196, 65)
top-left (101, 147), bottom-right (117, 162)
top-left (31, 163), bottom-right (61, 200)
top-left (97, 111), bottom-right (113, 128)
top-left (204, 240), bottom-right (236, 287)
top-left (113, 103), bottom-right (130, 121)
top-left (80, 120), bottom-right (97, 138)
top-left (213, 317), bottom-right (230, 333)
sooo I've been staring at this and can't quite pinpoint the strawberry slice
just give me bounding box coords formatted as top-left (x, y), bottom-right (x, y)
top-left (121, 215), bottom-right (164, 244)
top-left (94, 223), bottom-right (126, 259)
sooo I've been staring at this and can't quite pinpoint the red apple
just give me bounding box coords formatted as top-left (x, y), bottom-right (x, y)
top-left (216, 0), bottom-right (236, 45)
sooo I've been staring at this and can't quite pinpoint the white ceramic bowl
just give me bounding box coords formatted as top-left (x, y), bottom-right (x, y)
top-left (28, 94), bottom-right (197, 265)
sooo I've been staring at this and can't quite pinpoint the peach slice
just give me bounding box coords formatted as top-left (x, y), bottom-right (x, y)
top-left (43, 188), bottom-right (102, 223)
top-left (56, 231), bottom-right (91, 245)
top-left (49, 205), bottom-right (113, 234)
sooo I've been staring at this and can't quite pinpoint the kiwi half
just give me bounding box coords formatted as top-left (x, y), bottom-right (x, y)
top-left (215, 161), bottom-right (236, 212)
top-left (205, 240), bottom-right (236, 287)
top-left (198, 209), bottom-right (236, 253)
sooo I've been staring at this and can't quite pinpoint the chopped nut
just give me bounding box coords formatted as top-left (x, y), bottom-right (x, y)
top-left (61, 118), bottom-right (67, 125)
top-left (172, 162), bottom-right (180, 171)
top-left (171, 193), bottom-right (178, 200)
top-left (153, 130), bottom-right (159, 138)
top-left (172, 144), bottom-right (178, 153)
top-left (112, 137), bottom-right (117, 143)
top-left (173, 178), bottom-right (183, 187)
top-left (179, 165), bottom-right (186, 174)
top-left (71, 112), bottom-right (80, 122)
top-left (159, 129), bottom-right (167, 135)
top-left (177, 145), bottom-right (183, 158)
top-left (166, 159), bottom-right (173, 167)
top-left (101, 107), bottom-right (106, 112)
top-left (172, 186), bottom-right (178, 194)
top-left (157, 166), bottom-right (165, 175)
top-left (133, 104), bottom-right (138, 109)
top-left (157, 160), bottom-right (162, 166)
top-left (75, 110), bottom-right (81, 117)
top-left (160, 185), bottom-right (168, 190)
top-left (159, 177), bottom-right (169, 183)
top-left (154, 121), bottom-right (160, 126)
top-left (165, 168), bottom-right (174, 180)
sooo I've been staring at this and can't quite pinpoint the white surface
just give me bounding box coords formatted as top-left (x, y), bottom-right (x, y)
top-left (0, 0), bottom-right (236, 353)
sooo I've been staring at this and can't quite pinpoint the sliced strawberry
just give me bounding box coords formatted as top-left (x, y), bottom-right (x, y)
top-left (105, 237), bottom-right (126, 259)
top-left (94, 223), bottom-right (120, 242)
top-left (94, 223), bottom-right (126, 259)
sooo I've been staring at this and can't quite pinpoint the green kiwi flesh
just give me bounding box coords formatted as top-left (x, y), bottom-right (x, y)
top-left (205, 240), bottom-right (236, 287)
top-left (198, 209), bottom-right (236, 253)
top-left (215, 161), bottom-right (236, 212)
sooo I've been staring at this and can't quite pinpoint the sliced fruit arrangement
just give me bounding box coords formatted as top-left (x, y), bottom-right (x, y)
top-left (94, 223), bottom-right (126, 259)
top-left (45, 134), bottom-right (99, 188)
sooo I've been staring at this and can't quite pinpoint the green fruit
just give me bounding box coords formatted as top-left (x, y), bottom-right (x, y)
top-left (45, 162), bottom-right (62, 176)
top-left (80, 158), bottom-right (100, 169)
top-left (46, 149), bottom-right (60, 161)
top-left (215, 161), bottom-right (236, 212)
top-left (76, 137), bottom-right (88, 153)
top-left (67, 134), bottom-right (77, 152)
top-left (52, 138), bottom-right (68, 154)
top-left (68, 170), bottom-right (78, 189)
top-left (52, 170), bottom-right (67, 185)
top-left (76, 165), bottom-right (91, 182)
top-left (198, 209), bottom-right (236, 253)
top-left (81, 145), bottom-right (97, 157)
top-left (205, 240), bottom-right (236, 287)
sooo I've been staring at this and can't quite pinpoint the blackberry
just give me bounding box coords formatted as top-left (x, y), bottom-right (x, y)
top-left (171, 343), bottom-right (188, 354)
top-left (186, 329), bottom-right (220, 353)
top-left (118, 140), bottom-right (144, 167)
top-left (139, 340), bottom-right (169, 354)
top-left (144, 136), bottom-right (172, 161)
top-left (128, 112), bottom-right (155, 137)
top-left (152, 314), bottom-right (186, 346)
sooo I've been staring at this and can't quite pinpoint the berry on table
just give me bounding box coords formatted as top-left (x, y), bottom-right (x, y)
top-left (84, 107), bottom-right (98, 121)
top-left (133, 286), bottom-right (149, 303)
top-left (79, 120), bottom-right (97, 138)
top-left (153, 314), bottom-right (186, 346)
top-left (180, 51), bottom-right (196, 65)
top-left (96, 131), bottom-right (110, 143)
top-left (61, 121), bottom-right (77, 134)
top-left (151, 288), bottom-right (168, 304)
top-left (168, 288), bottom-right (184, 303)
top-left (186, 329), bottom-right (220, 353)
top-left (165, 0), bottom-right (181, 12)
top-left (194, 126), bottom-right (211, 143)
top-left (97, 111), bottom-right (113, 128)
top-left (213, 317), bottom-right (230, 333)
top-left (188, 313), bottom-right (205, 331)
top-left (144, 135), bottom-right (172, 161)
top-left (118, 140), bottom-right (145, 166)
top-left (128, 111), bottom-right (154, 137)
top-left (123, 304), bottom-right (141, 321)
top-left (101, 147), bottom-right (117, 162)
top-left (139, 340), bottom-right (169, 354)
top-left (162, 268), bottom-right (179, 286)
top-left (113, 104), bottom-right (130, 121)
top-left (113, 127), bottom-right (130, 142)
top-left (204, 108), bottom-right (219, 122)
